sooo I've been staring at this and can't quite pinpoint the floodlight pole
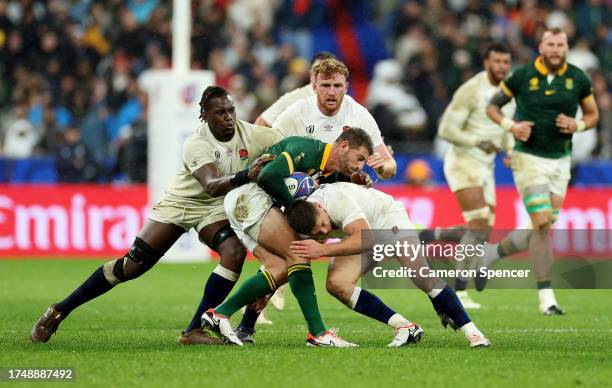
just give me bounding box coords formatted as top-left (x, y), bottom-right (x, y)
top-left (172, 0), bottom-right (191, 74)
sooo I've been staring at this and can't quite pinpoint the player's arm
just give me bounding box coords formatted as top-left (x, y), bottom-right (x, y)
top-left (486, 84), bottom-right (533, 142)
top-left (191, 157), bottom-right (271, 197)
top-left (362, 113), bottom-right (397, 179)
top-left (290, 218), bottom-right (371, 258)
top-left (254, 116), bottom-right (269, 126)
top-left (438, 84), bottom-right (479, 147)
top-left (257, 150), bottom-right (296, 207)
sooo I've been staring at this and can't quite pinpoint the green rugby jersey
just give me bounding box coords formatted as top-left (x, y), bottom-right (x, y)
top-left (500, 57), bottom-right (593, 158)
top-left (257, 136), bottom-right (337, 207)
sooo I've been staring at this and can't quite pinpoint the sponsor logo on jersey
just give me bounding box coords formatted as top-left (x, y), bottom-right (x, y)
top-left (529, 77), bottom-right (539, 91)
top-left (565, 78), bottom-right (573, 90)
top-left (239, 149), bottom-right (249, 160)
top-left (324, 124), bottom-right (333, 130)
top-left (294, 152), bottom-right (305, 164)
top-left (214, 150), bottom-right (221, 160)
top-left (306, 125), bottom-right (315, 134)
top-left (545, 90), bottom-right (556, 96)
top-left (226, 148), bottom-right (232, 156)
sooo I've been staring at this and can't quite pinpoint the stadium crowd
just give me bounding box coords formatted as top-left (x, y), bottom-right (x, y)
top-left (0, 0), bottom-right (610, 182)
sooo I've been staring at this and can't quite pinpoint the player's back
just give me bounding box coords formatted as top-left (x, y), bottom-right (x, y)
top-left (308, 182), bottom-right (396, 228)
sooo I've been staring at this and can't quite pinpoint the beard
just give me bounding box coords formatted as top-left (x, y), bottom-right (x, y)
top-left (542, 53), bottom-right (567, 72)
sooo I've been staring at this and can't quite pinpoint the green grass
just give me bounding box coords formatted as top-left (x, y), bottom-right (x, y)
top-left (1, 260), bottom-right (611, 388)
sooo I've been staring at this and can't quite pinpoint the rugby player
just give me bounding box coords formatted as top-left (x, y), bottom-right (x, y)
top-left (434, 43), bottom-right (515, 309)
top-left (254, 51), bottom-right (336, 127)
top-left (236, 57), bottom-right (398, 340)
top-left (287, 182), bottom-right (491, 348)
top-left (486, 28), bottom-right (599, 315)
top-left (31, 87), bottom-right (283, 345)
top-left (202, 128), bottom-right (373, 347)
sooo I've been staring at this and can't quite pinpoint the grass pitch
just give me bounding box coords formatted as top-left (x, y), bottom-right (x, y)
top-left (1, 260), bottom-right (611, 388)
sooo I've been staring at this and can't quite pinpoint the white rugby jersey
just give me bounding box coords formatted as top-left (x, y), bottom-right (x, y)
top-left (164, 120), bottom-right (284, 204)
top-left (307, 182), bottom-right (396, 230)
top-left (439, 71), bottom-right (516, 164)
top-left (260, 84), bottom-right (314, 125)
top-left (272, 95), bottom-right (384, 147)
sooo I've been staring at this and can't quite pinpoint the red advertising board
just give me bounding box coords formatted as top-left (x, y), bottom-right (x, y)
top-left (0, 185), bottom-right (611, 257)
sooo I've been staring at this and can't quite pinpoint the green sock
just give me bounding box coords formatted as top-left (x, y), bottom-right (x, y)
top-left (288, 264), bottom-right (326, 336)
top-left (215, 271), bottom-right (276, 317)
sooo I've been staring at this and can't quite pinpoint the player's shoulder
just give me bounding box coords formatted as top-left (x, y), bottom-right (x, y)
top-left (566, 63), bottom-right (591, 81)
top-left (455, 72), bottom-right (484, 95)
top-left (343, 95), bottom-right (375, 120)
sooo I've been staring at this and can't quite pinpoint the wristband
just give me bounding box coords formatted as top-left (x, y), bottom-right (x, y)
top-left (230, 169), bottom-right (250, 187)
top-left (576, 120), bottom-right (586, 132)
top-left (500, 117), bottom-right (516, 132)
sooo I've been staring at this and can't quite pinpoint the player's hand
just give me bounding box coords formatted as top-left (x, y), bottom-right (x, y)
top-left (290, 239), bottom-right (327, 259)
top-left (367, 152), bottom-right (385, 170)
top-left (503, 154), bottom-right (512, 168)
top-left (556, 113), bottom-right (578, 134)
top-left (350, 171), bottom-right (373, 187)
top-left (476, 140), bottom-right (500, 154)
top-left (248, 154), bottom-right (276, 181)
top-left (510, 121), bottom-right (534, 142)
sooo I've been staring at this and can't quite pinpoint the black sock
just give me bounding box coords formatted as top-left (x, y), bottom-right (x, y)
top-left (185, 271), bottom-right (236, 332)
top-left (455, 278), bottom-right (468, 291)
top-left (238, 306), bottom-right (260, 332)
top-left (353, 288), bottom-right (395, 324)
top-left (55, 266), bottom-right (115, 316)
top-left (429, 286), bottom-right (471, 328)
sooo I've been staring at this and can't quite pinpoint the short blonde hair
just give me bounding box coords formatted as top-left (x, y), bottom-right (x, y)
top-left (312, 58), bottom-right (349, 80)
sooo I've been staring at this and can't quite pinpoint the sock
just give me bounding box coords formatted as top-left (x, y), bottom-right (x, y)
top-left (538, 287), bottom-right (558, 309)
top-left (237, 270), bottom-right (264, 332)
top-left (238, 306), bottom-right (260, 332)
top-left (428, 286), bottom-right (471, 328)
top-left (455, 278), bottom-right (468, 291)
top-left (459, 321), bottom-right (481, 341)
top-left (348, 287), bottom-right (396, 325)
top-left (55, 266), bottom-right (115, 316)
top-left (185, 265), bottom-right (239, 332)
top-left (215, 270), bottom-right (276, 317)
top-left (537, 280), bottom-right (552, 289)
top-left (288, 263), bottom-right (326, 336)
top-left (387, 313), bottom-right (412, 329)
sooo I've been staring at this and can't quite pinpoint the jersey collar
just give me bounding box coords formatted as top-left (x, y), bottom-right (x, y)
top-left (534, 57), bottom-right (568, 76)
top-left (320, 143), bottom-right (332, 171)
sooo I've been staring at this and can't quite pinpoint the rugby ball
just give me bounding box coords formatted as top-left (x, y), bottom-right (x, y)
top-left (284, 172), bottom-right (316, 199)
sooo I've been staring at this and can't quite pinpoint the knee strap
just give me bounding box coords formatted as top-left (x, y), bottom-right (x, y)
top-left (102, 237), bottom-right (162, 285)
top-left (210, 225), bottom-right (237, 252)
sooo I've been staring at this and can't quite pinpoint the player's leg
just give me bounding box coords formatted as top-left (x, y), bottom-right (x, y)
top-left (203, 244), bottom-right (288, 345)
top-left (182, 220), bottom-right (246, 334)
top-left (395, 235), bottom-right (490, 347)
top-left (32, 220), bottom-right (184, 343)
top-left (452, 186), bottom-right (491, 307)
top-left (258, 208), bottom-right (329, 336)
top-left (326, 254), bottom-right (423, 347)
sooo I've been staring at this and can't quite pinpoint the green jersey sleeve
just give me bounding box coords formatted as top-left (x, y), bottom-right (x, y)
top-left (500, 67), bottom-right (523, 97)
top-left (256, 150), bottom-right (296, 207)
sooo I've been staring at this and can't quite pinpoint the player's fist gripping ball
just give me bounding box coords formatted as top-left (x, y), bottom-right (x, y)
top-left (284, 172), bottom-right (316, 199)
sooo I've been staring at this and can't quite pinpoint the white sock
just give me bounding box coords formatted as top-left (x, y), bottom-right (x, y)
top-left (347, 287), bottom-right (362, 309)
top-left (538, 288), bottom-right (558, 308)
top-left (213, 264), bottom-right (239, 282)
top-left (459, 321), bottom-right (480, 340)
top-left (387, 313), bottom-right (411, 329)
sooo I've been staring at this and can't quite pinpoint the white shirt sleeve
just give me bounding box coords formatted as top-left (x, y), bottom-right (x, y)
top-left (272, 102), bottom-right (304, 137)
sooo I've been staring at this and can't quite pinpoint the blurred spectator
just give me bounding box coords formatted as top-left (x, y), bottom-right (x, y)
top-left (367, 59), bottom-right (427, 145)
top-left (54, 127), bottom-right (98, 183)
top-left (0, 0), bottom-right (608, 183)
top-left (1, 95), bottom-right (39, 158)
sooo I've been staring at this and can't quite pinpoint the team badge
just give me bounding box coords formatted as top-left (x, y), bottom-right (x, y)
top-left (529, 77), bottom-right (539, 91)
top-left (566, 78), bottom-right (574, 90)
top-left (306, 125), bottom-right (315, 134)
top-left (239, 149), bottom-right (248, 160)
